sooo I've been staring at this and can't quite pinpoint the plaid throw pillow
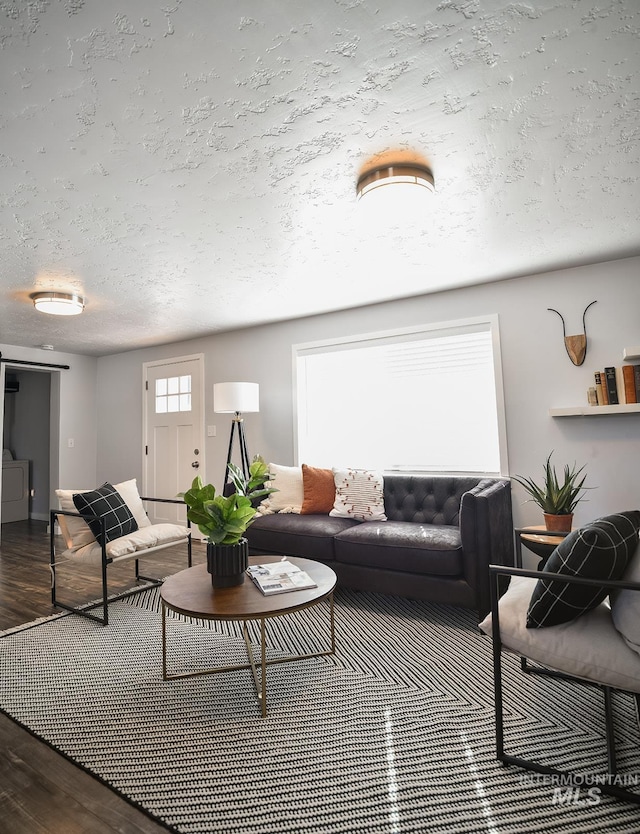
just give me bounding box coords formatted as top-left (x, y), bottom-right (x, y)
top-left (73, 482), bottom-right (139, 546)
top-left (526, 510), bottom-right (640, 628)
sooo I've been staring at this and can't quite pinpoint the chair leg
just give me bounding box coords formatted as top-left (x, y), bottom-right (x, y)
top-left (49, 510), bottom-right (57, 606)
top-left (603, 686), bottom-right (618, 774)
top-left (101, 549), bottom-right (109, 625)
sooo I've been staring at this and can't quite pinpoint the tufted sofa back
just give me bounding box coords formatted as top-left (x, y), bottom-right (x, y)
top-left (383, 473), bottom-right (495, 526)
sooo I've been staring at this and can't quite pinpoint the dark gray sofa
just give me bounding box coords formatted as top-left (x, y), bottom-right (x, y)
top-left (245, 473), bottom-right (513, 618)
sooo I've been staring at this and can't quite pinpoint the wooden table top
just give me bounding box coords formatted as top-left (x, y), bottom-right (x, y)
top-left (520, 525), bottom-right (568, 548)
top-left (160, 555), bottom-right (337, 622)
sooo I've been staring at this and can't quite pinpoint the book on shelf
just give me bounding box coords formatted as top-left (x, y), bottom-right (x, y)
top-left (593, 371), bottom-right (606, 405)
top-left (616, 366), bottom-right (626, 404)
top-left (246, 560), bottom-right (318, 595)
top-left (604, 366), bottom-right (619, 405)
top-left (587, 386), bottom-right (598, 406)
top-left (635, 365), bottom-right (640, 401)
top-left (622, 364), bottom-right (637, 404)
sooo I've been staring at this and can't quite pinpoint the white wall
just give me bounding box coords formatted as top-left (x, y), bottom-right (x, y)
top-left (95, 255), bottom-right (640, 530)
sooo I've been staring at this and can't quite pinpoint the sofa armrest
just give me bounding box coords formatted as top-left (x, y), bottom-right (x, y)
top-left (459, 478), bottom-right (513, 617)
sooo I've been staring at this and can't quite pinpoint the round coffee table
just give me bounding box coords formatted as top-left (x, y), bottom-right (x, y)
top-left (160, 555), bottom-right (337, 717)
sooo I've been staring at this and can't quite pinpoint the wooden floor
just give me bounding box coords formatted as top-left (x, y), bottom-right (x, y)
top-left (0, 519), bottom-right (206, 834)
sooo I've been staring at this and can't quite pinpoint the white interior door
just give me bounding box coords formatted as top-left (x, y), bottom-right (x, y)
top-left (143, 355), bottom-right (204, 525)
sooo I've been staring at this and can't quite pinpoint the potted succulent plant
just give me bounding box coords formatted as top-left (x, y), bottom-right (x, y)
top-left (180, 456), bottom-right (275, 587)
top-left (512, 452), bottom-right (590, 532)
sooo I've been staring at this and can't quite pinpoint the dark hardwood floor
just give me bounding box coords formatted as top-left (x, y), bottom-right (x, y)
top-left (0, 519), bottom-right (205, 834)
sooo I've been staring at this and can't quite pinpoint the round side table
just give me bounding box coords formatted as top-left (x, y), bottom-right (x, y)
top-left (518, 525), bottom-right (571, 568)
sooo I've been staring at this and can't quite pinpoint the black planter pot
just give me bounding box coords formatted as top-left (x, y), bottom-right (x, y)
top-left (206, 539), bottom-right (248, 588)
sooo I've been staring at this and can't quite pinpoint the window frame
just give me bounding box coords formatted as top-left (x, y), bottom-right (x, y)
top-left (292, 315), bottom-right (509, 476)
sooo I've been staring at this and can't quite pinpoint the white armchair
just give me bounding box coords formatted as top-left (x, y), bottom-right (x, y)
top-left (50, 478), bottom-right (191, 625)
top-left (480, 511), bottom-right (640, 805)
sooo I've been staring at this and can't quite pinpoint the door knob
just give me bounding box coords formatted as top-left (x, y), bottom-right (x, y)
top-left (191, 461), bottom-right (200, 469)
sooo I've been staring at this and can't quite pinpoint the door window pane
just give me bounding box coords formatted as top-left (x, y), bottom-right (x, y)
top-left (155, 375), bottom-right (192, 414)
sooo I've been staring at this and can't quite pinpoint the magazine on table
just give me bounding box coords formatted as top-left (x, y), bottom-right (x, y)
top-left (246, 559), bottom-right (317, 595)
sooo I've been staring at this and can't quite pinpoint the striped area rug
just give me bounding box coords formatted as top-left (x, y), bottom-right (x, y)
top-left (1, 586), bottom-right (640, 834)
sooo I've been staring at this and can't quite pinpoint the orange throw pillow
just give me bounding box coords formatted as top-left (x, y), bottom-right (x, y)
top-left (300, 464), bottom-right (336, 515)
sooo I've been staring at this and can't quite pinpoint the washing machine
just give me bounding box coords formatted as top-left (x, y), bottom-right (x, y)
top-left (1, 452), bottom-right (30, 523)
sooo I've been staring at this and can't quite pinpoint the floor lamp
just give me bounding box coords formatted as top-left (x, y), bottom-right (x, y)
top-left (213, 382), bottom-right (259, 491)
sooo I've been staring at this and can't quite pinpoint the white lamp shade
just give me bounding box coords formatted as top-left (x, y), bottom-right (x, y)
top-left (213, 382), bottom-right (259, 413)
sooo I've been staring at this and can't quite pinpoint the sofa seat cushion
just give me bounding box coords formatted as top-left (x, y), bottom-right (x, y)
top-left (246, 513), bottom-right (359, 562)
top-left (334, 521), bottom-right (462, 576)
top-left (63, 523), bottom-right (190, 565)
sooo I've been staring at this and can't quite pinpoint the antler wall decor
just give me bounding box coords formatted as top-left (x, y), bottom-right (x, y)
top-left (547, 300), bottom-right (597, 366)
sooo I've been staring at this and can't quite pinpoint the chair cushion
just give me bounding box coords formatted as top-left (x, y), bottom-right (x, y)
top-left (479, 576), bottom-right (640, 694)
top-left (301, 464), bottom-right (335, 515)
top-left (72, 483), bottom-right (138, 545)
top-left (526, 511), bottom-right (640, 628)
top-left (334, 521), bottom-right (462, 576)
top-left (611, 540), bottom-right (640, 657)
top-left (330, 468), bottom-right (387, 521)
top-left (65, 523), bottom-right (190, 565)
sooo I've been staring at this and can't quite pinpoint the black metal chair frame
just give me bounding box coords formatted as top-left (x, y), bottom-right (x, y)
top-left (50, 496), bottom-right (192, 626)
top-left (489, 557), bottom-right (640, 805)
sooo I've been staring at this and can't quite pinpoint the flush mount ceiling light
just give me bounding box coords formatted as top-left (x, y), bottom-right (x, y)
top-left (31, 291), bottom-right (85, 316)
top-left (356, 163), bottom-right (435, 201)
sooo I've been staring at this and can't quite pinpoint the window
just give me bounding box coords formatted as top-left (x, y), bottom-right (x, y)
top-left (294, 317), bottom-right (507, 474)
top-left (155, 375), bottom-right (192, 413)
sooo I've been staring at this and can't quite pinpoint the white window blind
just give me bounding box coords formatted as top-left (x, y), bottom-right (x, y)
top-left (295, 320), bottom-right (505, 474)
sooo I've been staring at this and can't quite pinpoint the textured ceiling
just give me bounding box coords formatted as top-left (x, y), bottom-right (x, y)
top-left (1, 0), bottom-right (639, 357)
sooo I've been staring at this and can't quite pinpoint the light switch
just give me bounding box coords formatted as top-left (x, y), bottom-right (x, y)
top-left (207, 425), bottom-right (216, 437)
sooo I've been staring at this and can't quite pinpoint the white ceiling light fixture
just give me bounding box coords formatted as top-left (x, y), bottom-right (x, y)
top-left (31, 291), bottom-right (85, 316)
top-left (356, 163), bottom-right (435, 201)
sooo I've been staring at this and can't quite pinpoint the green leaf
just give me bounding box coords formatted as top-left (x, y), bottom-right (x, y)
top-left (512, 452), bottom-right (592, 514)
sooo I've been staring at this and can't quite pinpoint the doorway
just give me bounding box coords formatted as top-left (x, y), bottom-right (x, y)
top-left (143, 354), bottom-right (205, 525)
top-left (1, 364), bottom-right (58, 543)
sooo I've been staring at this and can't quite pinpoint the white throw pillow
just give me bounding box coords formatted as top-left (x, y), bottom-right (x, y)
top-left (260, 463), bottom-right (303, 513)
top-left (55, 488), bottom-right (96, 549)
top-left (611, 540), bottom-right (640, 657)
top-left (113, 478), bottom-right (152, 529)
top-left (330, 467), bottom-right (387, 522)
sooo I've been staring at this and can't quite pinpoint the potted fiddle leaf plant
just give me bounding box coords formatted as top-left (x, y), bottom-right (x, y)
top-left (180, 456), bottom-right (275, 587)
top-left (512, 452), bottom-right (590, 532)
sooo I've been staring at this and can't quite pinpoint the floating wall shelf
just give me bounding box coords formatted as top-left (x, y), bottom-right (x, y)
top-left (623, 346), bottom-right (640, 361)
top-left (549, 404), bottom-right (640, 417)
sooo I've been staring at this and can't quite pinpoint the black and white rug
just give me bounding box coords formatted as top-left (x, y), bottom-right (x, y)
top-left (1, 587), bottom-right (640, 834)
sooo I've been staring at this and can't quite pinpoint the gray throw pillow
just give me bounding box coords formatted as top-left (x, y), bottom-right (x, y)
top-left (526, 510), bottom-right (640, 628)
